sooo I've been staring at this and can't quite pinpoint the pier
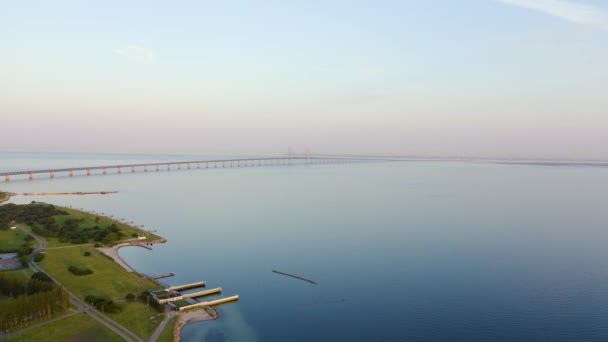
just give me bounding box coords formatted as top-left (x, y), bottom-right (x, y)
top-left (177, 295), bottom-right (239, 311)
top-left (151, 272), bottom-right (175, 280)
top-left (157, 288), bottom-right (222, 304)
top-left (167, 281), bottom-right (207, 291)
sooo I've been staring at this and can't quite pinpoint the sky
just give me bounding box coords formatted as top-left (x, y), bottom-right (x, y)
top-left (1, 0), bottom-right (607, 159)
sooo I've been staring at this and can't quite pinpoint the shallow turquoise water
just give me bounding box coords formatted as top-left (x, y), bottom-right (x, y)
top-left (3, 152), bottom-right (608, 341)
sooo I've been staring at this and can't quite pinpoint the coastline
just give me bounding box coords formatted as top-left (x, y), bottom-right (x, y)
top-left (174, 307), bottom-right (219, 342)
top-left (0, 191), bottom-right (15, 203)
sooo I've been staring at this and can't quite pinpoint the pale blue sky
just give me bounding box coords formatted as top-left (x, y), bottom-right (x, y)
top-left (1, 0), bottom-right (607, 159)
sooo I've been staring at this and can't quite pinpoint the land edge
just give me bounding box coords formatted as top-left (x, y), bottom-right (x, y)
top-left (0, 191), bottom-right (16, 203)
top-left (173, 307), bottom-right (218, 342)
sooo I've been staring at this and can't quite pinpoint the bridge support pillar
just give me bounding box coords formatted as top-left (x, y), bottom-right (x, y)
top-left (197, 163), bottom-right (200, 169)
top-left (187, 163), bottom-right (191, 170)
top-left (50, 171), bottom-right (55, 178)
top-left (144, 165), bottom-right (148, 172)
top-left (131, 166), bottom-right (135, 173)
top-left (206, 162), bottom-right (209, 169)
top-left (178, 164), bottom-right (181, 170)
top-left (230, 161), bottom-right (233, 168)
top-left (214, 161), bottom-right (218, 168)
top-left (4, 175), bottom-right (9, 182)
top-left (117, 167), bottom-right (122, 174)
top-left (87, 169), bottom-right (91, 176)
top-left (28, 172), bottom-right (33, 180)
top-left (222, 161), bottom-right (225, 168)
top-left (69, 170), bottom-right (74, 177)
top-left (102, 168), bottom-right (107, 175)
top-left (156, 165), bottom-right (160, 172)
top-left (167, 164), bottom-right (170, 171)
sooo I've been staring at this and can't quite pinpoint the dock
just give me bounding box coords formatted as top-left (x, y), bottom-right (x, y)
top-left (151, 272), bottom-right (175, 279)
top-left (177, 295), bottom-right (239, 311)
top-left (167, 280), bottom-right (207, 291)
top-left (157, 288), bottom-right (222, 304)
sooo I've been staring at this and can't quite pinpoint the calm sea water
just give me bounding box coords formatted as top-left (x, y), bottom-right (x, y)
top-left (2, 152), bottom-right (608, 341)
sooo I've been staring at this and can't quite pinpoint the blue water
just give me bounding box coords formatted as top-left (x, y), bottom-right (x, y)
top-left (2, 152), bottom-right (608, 341)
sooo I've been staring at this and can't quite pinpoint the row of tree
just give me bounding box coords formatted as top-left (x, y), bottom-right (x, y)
top-left (0, 272), bottom-right (69, 332)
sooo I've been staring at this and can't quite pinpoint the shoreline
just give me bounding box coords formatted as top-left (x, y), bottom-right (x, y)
top-left (0, 191), bottom-right (15, 203)
top-left (174, 307), bottom-right (219, 341)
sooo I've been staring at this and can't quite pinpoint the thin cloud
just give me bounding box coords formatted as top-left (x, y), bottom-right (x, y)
top-left (496, 0), bottom-right (608, 30)
top-left (113, 45), bottom-right (156, 63)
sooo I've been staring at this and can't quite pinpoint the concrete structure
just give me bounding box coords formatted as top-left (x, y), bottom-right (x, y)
top-left (177, 295), bottom-right (239, 311)
top-left (157, 288), bottom-right (222, 304)
top-left (167, 281), bottom-right (207, 291)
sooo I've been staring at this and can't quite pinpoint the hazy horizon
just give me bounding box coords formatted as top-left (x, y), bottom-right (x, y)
top-left (2, 0), bottom-right (607, 159)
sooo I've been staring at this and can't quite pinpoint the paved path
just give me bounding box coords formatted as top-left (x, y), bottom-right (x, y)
top-left (9, 225), bottom-right (143, 342)
top-left (149, 308), bottom-right (176, 342)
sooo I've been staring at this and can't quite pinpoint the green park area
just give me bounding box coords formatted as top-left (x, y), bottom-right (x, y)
top-left (39, 245), bottom-right (158, 299)
top-left (4, 313), bottom-right (124, 342)
top-left (0, 229), bottom-right (29, 253)
top-left (1, 202), bottom-right (170, 340)
top-left (38, 245), bottom-right (164, 339)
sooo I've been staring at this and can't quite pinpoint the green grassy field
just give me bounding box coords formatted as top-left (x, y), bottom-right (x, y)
top-left (38, 245), bottom-right (158, 300)
top-left (0, 229), bottom-right (28, 253)
top-left (157, 316), bottom-right (176, 342)
top-left (44, 207), bottom-right (161, 248)
top-left (4, 313), bottom-right (124, 342)
top-left (109, 301), bottom-right (166, 340)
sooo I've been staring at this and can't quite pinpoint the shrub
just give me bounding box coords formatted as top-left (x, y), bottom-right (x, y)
top-left (31, 272), bottom-right (52, 282)
top-left (33, 252), bottom-right (45, 262)
top-left (85, 295), bottom-right (122, 313)
top-left (125, 293), bottom-right (136, 301)
top-left (83, 251), bottom-right (92, 257)
top-left (68, 265), bottom-right (93, 276)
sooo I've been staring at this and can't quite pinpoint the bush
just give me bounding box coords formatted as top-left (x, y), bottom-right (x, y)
top-left (85, 295), bottom-right (122, 313)
top-left (83, 251), bottom-right (92, 257)
top-left (33, 252), bottom-right (45, 262)
top-left (19, 255), bottom-right (30, 267)
top-left (31, 272), bottom-right (52, 282)
top-left (68, 265), bottom-right (93, 276)
top-left (125, 293), bottom-right (136, 301)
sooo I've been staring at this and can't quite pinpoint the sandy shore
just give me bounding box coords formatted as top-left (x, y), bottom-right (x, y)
top-left (96, 243), bottom-right (136, 272)
top-left (174, 308), bottom-right (217, 341)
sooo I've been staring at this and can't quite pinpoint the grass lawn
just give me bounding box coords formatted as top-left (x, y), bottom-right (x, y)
top-left (108, 301), bottom-right (166, 340)
top-left (4, 313), bottom-right (124, 342)
top-left (38, 245), bottom-right (158, 300)
top-left (0, 229), bottom-right (28, 253)
top-left (51, 207), bottom-right (161, 246)
top-left (157, 316), bottom-right (176, 342)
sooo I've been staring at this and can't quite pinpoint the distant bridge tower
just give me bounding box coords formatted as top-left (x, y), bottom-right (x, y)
top-left (287, 146), bottom-right (295, 161)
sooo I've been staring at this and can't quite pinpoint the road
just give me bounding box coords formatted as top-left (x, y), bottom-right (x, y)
top-left (14, 225), bottom-right (143, 342)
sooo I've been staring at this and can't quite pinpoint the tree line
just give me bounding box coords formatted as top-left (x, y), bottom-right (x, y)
top-left (0, 272), bottom-right (69, 332)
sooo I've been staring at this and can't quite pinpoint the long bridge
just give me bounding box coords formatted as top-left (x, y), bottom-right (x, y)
top-left (1, 156), bottom-right (383, 182)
